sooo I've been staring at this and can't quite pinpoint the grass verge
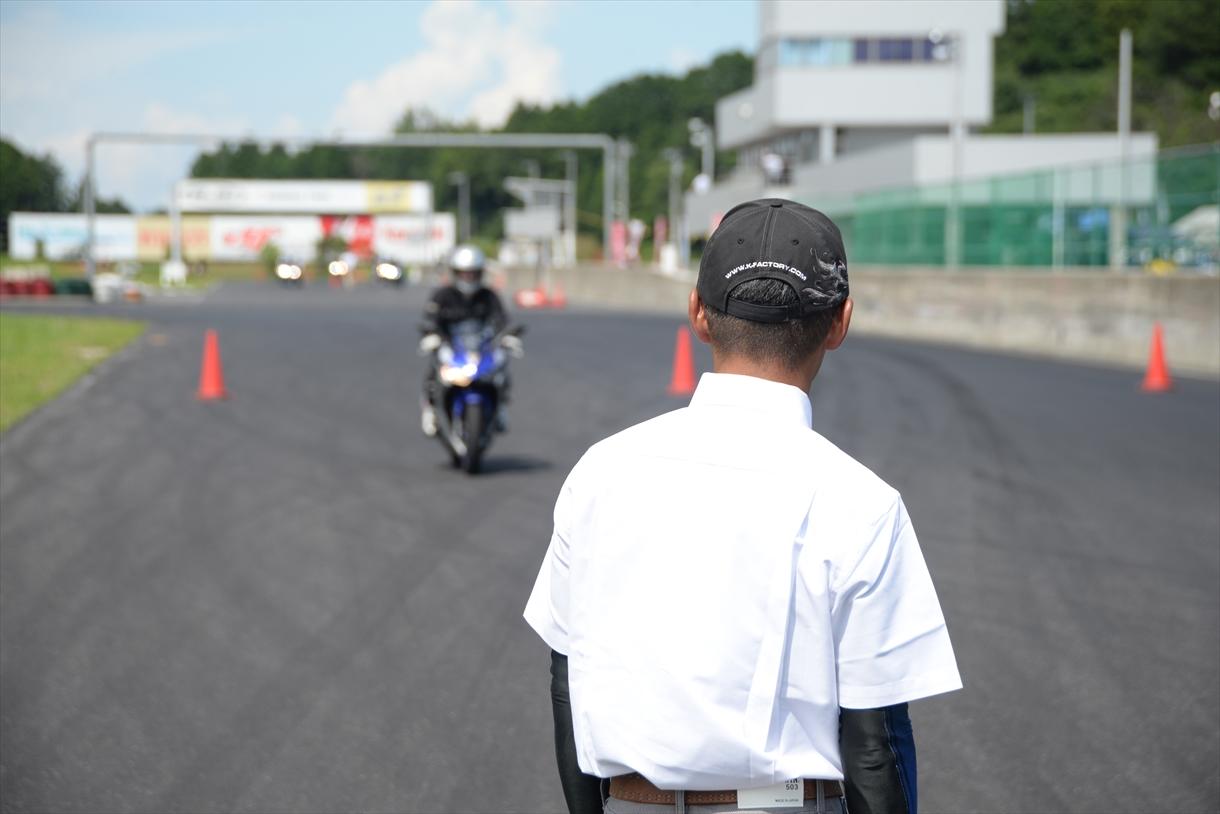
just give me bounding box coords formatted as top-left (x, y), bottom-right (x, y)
top-left (0, 256), bottom-right (267, 290)
top-left (0, 313), bottom-right (146, 432)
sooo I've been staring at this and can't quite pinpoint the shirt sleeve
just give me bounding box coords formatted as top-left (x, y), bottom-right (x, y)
top-left (832, 497), bottom-right (962, 709)
top-left (523, 468), bottom-right (577, 655)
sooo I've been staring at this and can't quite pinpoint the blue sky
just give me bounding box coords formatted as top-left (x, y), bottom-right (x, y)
top-left (0, 0), bottom-right (755, 210)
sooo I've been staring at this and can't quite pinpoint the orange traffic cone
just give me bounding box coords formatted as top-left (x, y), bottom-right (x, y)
top-left (196, 329), bottom-right (229, 400)
top-left (1141, 322), bottom-right (1173, 392)
top-left (667, 327), bottom-right (697, 396)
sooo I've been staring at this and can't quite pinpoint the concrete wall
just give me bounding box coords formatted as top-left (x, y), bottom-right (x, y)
top-left (911, 133), bottom-right (1160, 189)
top-left (499, 264), bottom-right (1220, 378)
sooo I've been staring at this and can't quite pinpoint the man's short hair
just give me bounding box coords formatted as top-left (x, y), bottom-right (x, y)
top-left (703, 279), bottom-right (842, 370)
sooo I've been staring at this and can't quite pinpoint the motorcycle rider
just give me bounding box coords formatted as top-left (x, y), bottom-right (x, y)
top-left (419, 245), bottom-right (516, 436)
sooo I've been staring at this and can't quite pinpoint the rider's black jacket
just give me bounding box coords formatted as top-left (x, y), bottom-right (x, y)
top-left (423, 285), bottom-right (507, 340)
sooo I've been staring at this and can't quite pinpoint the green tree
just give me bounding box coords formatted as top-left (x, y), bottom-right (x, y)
top-left (66, 179), bottom-right (131, 214)
top-left (1, 139), bottom-right (68, 250)
top-left (0, 138), bottom-right (68, 214)
top-left (989, 0), bottom-right (1220, 146)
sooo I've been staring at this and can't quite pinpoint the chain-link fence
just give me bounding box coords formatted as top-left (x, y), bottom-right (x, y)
top-left (820, 143), bottom-right (1219, 271)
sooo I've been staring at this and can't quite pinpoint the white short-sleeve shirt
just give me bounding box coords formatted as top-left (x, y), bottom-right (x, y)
top-left (524, 372), bottom-right (961, 790)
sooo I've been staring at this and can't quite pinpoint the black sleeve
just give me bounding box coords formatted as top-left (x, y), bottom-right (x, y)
top-left (486, 289), bottom-right (508, 333)
top-left (422, 290), bottom-right (445, 336)
top-left (839, 704), bottom-right (917, 814)
top-left (550, 651), bottom-right (604, 814)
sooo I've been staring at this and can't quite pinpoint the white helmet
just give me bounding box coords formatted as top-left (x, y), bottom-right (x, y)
top-left (449, 245), bottom-right (485, 295)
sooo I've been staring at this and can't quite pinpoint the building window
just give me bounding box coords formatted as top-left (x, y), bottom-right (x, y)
top-left (776, 35), bottom-right (952, 68)
top-left (778, 37), bottom-right (853, 67)
top-left (849, 35), bottom-right (953, 64)
top-left (878, 38), bottom-right (914, 61)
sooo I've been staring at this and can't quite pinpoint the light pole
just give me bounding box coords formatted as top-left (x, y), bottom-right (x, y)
top-left (84, 136), bottom-right (96, 277)
top-left (663, 148), bottom-right (690, 270)
top-left (563, 150), bottom-right (577, 266)
top-left (616, 140), bottom-right (633, 222)
top-left (931, 28), bottom-right (964, 270)
top-left (448, 171), bottom-right (471, 243)
top-left (1111, 28), bottom-right (1132, 272)
top-left (688, 118), bottom-right (715, 189)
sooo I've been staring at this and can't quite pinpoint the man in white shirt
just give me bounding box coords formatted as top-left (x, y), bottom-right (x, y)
top-left (525, 198), bottom-right (962, 814)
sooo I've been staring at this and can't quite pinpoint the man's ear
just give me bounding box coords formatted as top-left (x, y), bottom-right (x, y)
top-left (823, 297), bottom-right (853, 351)
top-left (689, 289), bottom-right (712, 345)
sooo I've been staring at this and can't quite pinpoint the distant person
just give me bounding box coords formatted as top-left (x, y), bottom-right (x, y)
top-left (419, 245), bottom-right (511, 436)
top-left (762, 151), bottom-right (789, 185)
top-left (625, 218), bottom-right (647, 264)
top-left (525, 199), bottom-right (962, 814)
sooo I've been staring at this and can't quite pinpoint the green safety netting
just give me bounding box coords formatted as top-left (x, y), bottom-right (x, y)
top-left (812, 144), bottom-right (1219, 270)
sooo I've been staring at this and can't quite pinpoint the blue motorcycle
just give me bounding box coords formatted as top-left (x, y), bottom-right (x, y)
top-left (424, 319), bottom-right (524, 474)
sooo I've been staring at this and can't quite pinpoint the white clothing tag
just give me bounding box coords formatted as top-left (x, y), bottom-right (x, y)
top-left (737, 779), bottom-right (803, 809)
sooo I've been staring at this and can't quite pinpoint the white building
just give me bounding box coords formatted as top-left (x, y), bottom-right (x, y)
top-left (686, 0), bottom-right (1158, 253)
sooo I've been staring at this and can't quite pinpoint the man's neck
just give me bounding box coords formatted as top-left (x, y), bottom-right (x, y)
top-left (711, 351), bottom-right (822, 393)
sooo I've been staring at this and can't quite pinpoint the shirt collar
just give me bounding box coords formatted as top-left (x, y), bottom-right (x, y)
top-left (688, 372), bottom-right (813, 429)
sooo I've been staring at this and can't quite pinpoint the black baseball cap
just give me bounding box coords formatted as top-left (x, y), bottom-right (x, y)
top-left (697, 198), bottom-right (849, 323)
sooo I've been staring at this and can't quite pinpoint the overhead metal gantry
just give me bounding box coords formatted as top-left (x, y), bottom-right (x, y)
top-left (83, 131), bottom-right (633, 275)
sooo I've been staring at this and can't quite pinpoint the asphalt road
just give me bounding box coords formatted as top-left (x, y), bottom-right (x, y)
top-left (1, 282), bottom-right (1217, 814)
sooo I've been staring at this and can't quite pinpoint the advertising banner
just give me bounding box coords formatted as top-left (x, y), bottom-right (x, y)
top-left (365, 181), bottom-right (433, 213)
top-left (177, 180), bottom-right (432, 214)
top-left (7, 213), bottom-right (137, 261)
top-left (373, 213), bottom-right (456, 263)
top-left (136, 216), bottom-right (212, 262)
top-left (321, 215), bottom-right (376, 258)
top-left (209, 216), bottom-right (322, 261)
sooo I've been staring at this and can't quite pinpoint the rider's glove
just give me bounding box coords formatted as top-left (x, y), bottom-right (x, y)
top-left (419, 333), bottom-right (442, 354)
top-left (501, 334), bottom-right (525, 358)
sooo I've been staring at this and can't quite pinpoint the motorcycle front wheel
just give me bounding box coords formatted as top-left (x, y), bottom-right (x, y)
top-left (461, 402), bottom-right (484, 474)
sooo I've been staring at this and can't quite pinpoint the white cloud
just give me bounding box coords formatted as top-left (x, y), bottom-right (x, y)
top-left (668, 47), bottom-right (700, 75)
top-left (272, 114), bottom-right (306, 139)
top-left (329, 0), bottom-right (562, 133)
top-left (39, 129), bottom-right (92, 176)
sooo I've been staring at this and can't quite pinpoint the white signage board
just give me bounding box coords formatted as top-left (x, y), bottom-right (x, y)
top-left (373, 213), bottom-right (456, 263)
top-left (505, 206), bottom-right (561, 240)
top-left (7, 213), bottom-right (138, 261)
top-left (209, 216), bottom-right (322, 261)
top-left (176, 180), bottom-right (433, 214)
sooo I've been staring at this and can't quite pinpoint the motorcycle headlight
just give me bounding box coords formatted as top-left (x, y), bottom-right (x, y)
top-left (439, 355), bottom-right (480, 386)
top-left (376, 262), bottom-right (401, 280)
top-left (328, 260), bottom-right (350, 276)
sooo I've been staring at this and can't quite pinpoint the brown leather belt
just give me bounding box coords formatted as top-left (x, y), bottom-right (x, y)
top-left (608, 773), bottom-right (844, 806)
